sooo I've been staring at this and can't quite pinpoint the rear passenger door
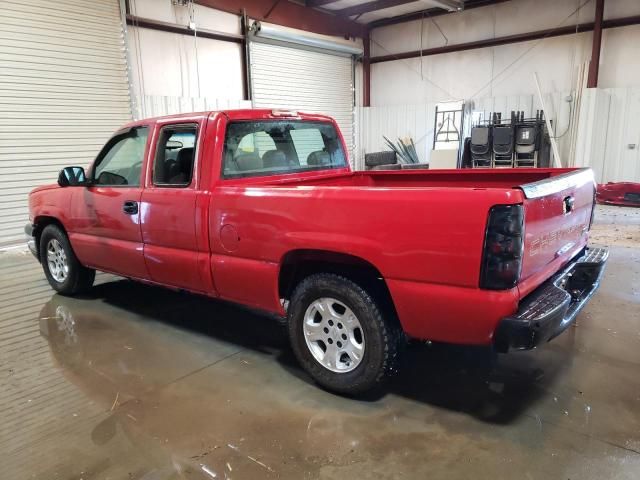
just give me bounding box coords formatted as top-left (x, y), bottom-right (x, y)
top-left (140, 121), bottom-right (212, 293)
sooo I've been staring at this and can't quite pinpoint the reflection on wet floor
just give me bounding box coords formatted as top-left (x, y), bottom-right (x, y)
top-left (1, 233), bottom-right (640, 478)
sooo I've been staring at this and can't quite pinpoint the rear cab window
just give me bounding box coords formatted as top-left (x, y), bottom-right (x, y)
top-left (222, 120), bottom-right (347, 178)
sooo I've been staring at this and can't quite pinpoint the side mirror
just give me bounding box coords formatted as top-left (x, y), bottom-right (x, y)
top-left (58, 166), bottom-right (88, 187)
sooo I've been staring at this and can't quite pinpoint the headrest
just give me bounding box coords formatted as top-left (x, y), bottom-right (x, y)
top-left (307, 151), bottom-right (331, 166)
top-left (176, 148), bottom-right (194, 172)
top-left (235, 153), bottom-right (262, 171)
top-left (262, 150), bottom-right (288, 168)
top-left (164, 159), bottom-right (179, 180)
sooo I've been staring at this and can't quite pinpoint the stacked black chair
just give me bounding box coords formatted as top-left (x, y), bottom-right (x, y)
top-left (492, 113), bottom-right (515, 168)
top-left (465, 110), bottom-right (550, 169)
top-left (470, 126), bottom-right (492, 167)
top-left (514, 111), bottom-right (538, 167)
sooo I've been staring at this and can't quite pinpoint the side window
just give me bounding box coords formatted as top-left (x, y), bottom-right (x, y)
top-left (153, 124), bottom-right (197, 186)
top-left (94, 127), bottom-right (149, 186)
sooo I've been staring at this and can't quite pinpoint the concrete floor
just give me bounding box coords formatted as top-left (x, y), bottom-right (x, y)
top-left (1, 205), bottom-right (639, 480)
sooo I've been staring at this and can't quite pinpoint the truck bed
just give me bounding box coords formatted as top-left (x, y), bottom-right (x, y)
top-left (216, 166), bottom-right (595, 318)
top-left (274, 167), bottom-right (574, 190)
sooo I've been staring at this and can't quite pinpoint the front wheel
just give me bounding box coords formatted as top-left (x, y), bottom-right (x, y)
top-left (287, 273), bottom-right (399, 395)
top-left (40, 224), bottom-right (95, 295)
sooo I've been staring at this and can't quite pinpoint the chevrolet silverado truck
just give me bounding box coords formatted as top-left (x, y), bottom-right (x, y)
top-left (26, 109), bottom-right (608, 394)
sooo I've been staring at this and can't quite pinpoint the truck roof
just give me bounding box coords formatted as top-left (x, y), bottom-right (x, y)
top-left (122, 109), bottom-right (336, 129)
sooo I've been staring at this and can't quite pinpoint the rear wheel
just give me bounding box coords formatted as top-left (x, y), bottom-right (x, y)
top-left (288, 273), bottom-right (399, 395)
top-left (40, 224), bottom-right (95, 295)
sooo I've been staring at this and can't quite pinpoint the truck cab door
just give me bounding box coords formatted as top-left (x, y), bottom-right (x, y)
top-left (140, 122), bottom-right (214, 294)
top-left (69, 126), bottom-right (149, 279)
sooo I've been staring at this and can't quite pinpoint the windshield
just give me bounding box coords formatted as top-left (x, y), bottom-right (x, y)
top-left (222, 120), bottom-right (347, 178)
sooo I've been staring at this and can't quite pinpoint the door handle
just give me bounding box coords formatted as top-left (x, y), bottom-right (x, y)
top-left (123, 200), bottom-right (138, 215)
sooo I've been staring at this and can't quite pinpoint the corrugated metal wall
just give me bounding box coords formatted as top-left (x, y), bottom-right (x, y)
top-left (598, 88), bottom-right (640, 183)
top-left (574, 87), bottom-right (640, 183)
top-left (0, 0), bottom-right (132, 246)
top-left (132, 95), bottom-right (251, 120)
top-left (249, 41), bottom-right (355, 166)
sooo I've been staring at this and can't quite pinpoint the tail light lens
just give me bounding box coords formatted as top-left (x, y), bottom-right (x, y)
top-left (480, 204), bottom-right (524, 290)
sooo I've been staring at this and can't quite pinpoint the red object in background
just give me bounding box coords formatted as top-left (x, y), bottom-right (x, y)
top-left (597, 182), bottom-right (640, 207)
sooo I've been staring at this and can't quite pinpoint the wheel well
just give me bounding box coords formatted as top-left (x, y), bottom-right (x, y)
top-left (279, 249), bottom-right (399, 323)
top-left (33, 216), bottom-right (65, 253)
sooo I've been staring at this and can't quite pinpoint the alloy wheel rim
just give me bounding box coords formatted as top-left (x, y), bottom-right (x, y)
top-left (303, 297), bottom-right (365, 373)
top-left (47, 239), bottom-right (68, 283)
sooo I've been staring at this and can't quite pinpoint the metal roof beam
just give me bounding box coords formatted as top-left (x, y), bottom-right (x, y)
top-left (369, 14), bottom-right (640, 63)
top-left (429, 0), bottom-right (464, 12)
top-left (195, 0), bottom-right (365, 37)
top-left (306, 0), bottom-right (339, 7)
top-left (368, 0), bottom-right (509, 28)
top-left (334, 0), bottom-right (422, 18)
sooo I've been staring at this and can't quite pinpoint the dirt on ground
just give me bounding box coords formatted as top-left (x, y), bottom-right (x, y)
top-left (590, 205), bottom-right (640, 248)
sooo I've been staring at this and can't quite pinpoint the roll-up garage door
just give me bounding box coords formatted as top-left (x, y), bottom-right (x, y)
top-left (0, 0), bottom-right (132, 246)
top-left (249, 41), bottom-right (355, 165)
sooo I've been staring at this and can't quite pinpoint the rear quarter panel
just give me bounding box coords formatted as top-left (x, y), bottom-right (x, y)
top-left (208, 184), bottom-right (522, 319)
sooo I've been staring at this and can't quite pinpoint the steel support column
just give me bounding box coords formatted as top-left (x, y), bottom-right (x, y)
top-left (587, 0), bottom-right (605, 88)
top-left (363, 31), bottom-right (371, 107)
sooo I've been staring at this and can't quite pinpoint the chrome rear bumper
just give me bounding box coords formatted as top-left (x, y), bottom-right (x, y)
top-left (494, 247), bottom-right (609, 352)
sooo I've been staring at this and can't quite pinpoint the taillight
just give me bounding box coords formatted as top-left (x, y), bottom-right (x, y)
top-left (480, 204), bottom-right (524, 290)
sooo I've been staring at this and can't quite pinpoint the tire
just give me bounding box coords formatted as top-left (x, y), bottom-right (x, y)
top-left (39, 224), bottom-right (95, 295)
top-left (288, 273), bottom-right (400, 395)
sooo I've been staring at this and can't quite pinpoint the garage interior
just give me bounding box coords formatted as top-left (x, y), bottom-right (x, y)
top-left (1, 0), bottom-right (640, 478)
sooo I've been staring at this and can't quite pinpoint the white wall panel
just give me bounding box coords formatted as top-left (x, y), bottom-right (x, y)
top-left (369, 0), bottom-right (639, 106)
top-left (127, 27), bottom-right (245, 105)
top-left (126, 0), bottom-right (244, 110)
top-left (131, 0), bottom-right (241, 35)
top-left (600, 88), bottom-right (640, 183)
top-left (370, 0), bottom-right (596, 57)
top-left (599, 25), bottom-right (640, 89)
top-left (574, 88), bottom-right (611, 182)
top-left (370, 33), bottom-right (592, 105)
top-left (0, 0), bottom-right (131, 246)
top-left (133, 95), bottom-right (250, 119)
top-left (357, 102), bottom-right (436, 166)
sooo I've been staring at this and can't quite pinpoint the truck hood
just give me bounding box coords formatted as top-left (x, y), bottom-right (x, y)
top-left (30, 183), bottom-right (60, 195)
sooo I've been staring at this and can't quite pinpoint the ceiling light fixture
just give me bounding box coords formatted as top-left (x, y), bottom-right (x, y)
top-left (429, 0), bottom-right (464, 12)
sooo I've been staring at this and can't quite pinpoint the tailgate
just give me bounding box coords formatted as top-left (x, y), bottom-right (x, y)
top-left (518, 168), bottom-right (595, 293)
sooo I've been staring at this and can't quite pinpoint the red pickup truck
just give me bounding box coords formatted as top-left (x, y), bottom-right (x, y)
top-left (27, 109), bottom-right (607, 394)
